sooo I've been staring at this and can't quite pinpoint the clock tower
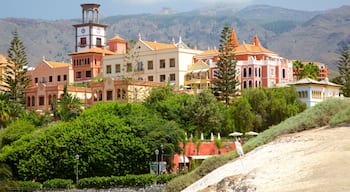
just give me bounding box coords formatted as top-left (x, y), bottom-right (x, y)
top-left (73, 3), bottom-right (107, 52)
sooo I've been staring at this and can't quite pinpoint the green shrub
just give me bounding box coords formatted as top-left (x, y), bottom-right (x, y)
top-left (165, 98), bottom-right (350, 192)
top-left (78, 174), bottom-right (157, 189)
top-left (329, 104), bottom-right (350, 126)
top-left (156, 174), bottom-right (178, 184)
top-left (42, 178), bottom-right (73, 189)
top-left (14, 181), bottom-right (41, 192)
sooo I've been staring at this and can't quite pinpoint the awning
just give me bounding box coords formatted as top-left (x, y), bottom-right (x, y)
top-left (179, 156), bottom-right (189, 163)
top-left (191, 69), bottom-right (209, 73)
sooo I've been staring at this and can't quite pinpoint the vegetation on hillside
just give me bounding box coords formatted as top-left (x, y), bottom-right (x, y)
top-left (165, 98), bottom-right (350, 191)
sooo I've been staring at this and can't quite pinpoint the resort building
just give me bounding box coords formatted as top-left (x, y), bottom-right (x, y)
top-left (102, 34), bottom-right (202, 91)
top-left (289, 78), bottom-right (341, 108)
top-left (193, 29), bottom-right (294, 92)
top-left (0, 54), bottom-right (9, 92)
top-left (25, 59), bottom-right (92, 111)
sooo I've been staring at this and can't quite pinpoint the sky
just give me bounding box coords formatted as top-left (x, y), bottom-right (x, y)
top-left (1, 0), bottom-right (350, 20)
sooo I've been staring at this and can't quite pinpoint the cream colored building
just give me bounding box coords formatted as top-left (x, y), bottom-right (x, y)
top-left (103, 35), bottom-right (202, 91)
top-left (289, 78), bottom-right (341, 108)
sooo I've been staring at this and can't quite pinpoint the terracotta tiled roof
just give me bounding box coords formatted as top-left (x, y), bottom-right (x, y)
top-left (188, 60), bottom-right (209, 71)
top-left (233, 43), bottom-right (276, 55)
top-left (199, 49), bottom-right (220, 56)
top-left (45, 60), bottom-right (70, 68)
top-left (143, 40), bottom-right (176, 50)
top-left (69, 47), bottom-right (116, 55)
top-left (109, 35), bottom-right (126, 41)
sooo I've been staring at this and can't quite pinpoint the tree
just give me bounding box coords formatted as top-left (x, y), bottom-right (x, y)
top-left (336, 44), bottom-right (350, 97)
top-left (2, 30), bottom-right (30, 106)
top-left (212, 25), bottom-right (240, 106)
top-left (231, 97), bottom-right (254, 135)
top-left (57, 85), bottom-right (82, 121)
top-left (213, 137), bottom-right (224, 154)
top-left (292, 60), bottom-right (303, 80)
top-left (300, 62), bottom-right (319, 80)
top-left (187, 90), bottom-right (222, 139)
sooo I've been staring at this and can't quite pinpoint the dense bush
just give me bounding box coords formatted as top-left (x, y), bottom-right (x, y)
top-left (165, 98), bottom-right (350, 192)
top-left (14, 181), bottom-right (42, 191)
top-left (42, 178), bottom-right (73, 189)
top-left (329, 103), bottom-right (350, 126)
top-left (78, 174), bottom-right (156, 188)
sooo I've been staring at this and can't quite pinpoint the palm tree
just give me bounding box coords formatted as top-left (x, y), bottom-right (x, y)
top-left (292, 60), bottom-right (303, 80)
top-left (58, 85), bottom-right (82, 121)
top-left (214, 137), bottom-right (224, 154)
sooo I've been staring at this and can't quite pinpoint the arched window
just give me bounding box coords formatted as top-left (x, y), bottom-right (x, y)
top-left (243, 81), bottom-right (247, 89)
top-left (243, 68), bottom-right (247, 77)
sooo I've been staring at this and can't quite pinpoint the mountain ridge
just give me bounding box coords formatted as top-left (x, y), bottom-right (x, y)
top-left (0, 4), bottom-right (349, 74)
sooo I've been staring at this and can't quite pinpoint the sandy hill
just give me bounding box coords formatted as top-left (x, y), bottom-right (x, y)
top-left (183, 126), bottom-right (350, 192)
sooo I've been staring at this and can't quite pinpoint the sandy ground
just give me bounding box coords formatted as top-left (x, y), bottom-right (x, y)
top-left (182, 126), bottom-right (350, 192)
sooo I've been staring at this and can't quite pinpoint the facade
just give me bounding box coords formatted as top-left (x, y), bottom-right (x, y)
top-left (69, 47), bottom-right (116, 83)
top-left (103, 35), bottom-right (202, 91)
top-left (289, 78), bottom-right (341, 108)
top-left (0, 54), bottom-right (9, 92)
top-left (25, 59), bottom-right (92, 111)
top-left (90, 77), bottom-right (164, 104)
top-left (184, 60), bottom-right (210, 90)
top-left (194, 29), bottom-right (293, 92)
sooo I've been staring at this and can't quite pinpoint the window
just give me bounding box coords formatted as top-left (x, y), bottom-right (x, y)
top-left (282, 69), bottom-right (286, 79)
top-left (106, 65), bottom-right (112, 74)
top-left (99, 91), bottom-right (103, 101)
top-left (76, 72), bottom-right (82, 78)
top-left (249, 81), bottom-right (252, 88)
top-left (243, 68), bottom-right (247, 77)
top-left (169, 58), bottom-right (175, 67)
top-left (270, 68), bottom-right (275, 76)
top-left (39, 96), bottom-right (45, 106)
top-left (86, 71), bottom-right (92, 78)
top-left (49, 76), bottom-right (53, 82)
top-left (170, 73), bottom-right (176, 81)
top-left (96, 38), bottom-right (102, 47)
top-left (31, 96), bottom-right (35, 106)
top-left (127, 63), bottom-right (132, 72)
top-left (137, 61), bottom-right (143, 71)
top-left (106, 90), bottom-right (113, 101)
top-left (57, 75), bottom-right (61, 82)
top-left (80, 37), bottom-right (86, 47)
top-left (255, 68), bottom-right (257, 77)
top-left (35, 77), bottom-right (38, 83)
top-left (42, 77), bottom-right (46, 83)
top-left (63, 74), bottom-right (67, 81)
top-left (115, 64), bottom-right (121, 73)
top-left (148, 76), bottom-right (154, 81)
top-left (160, 59), bottom-right (165, 68)
top-left (117, 89), bottom-right (121, 99)
top-left (147, 60), bottom-right (153, 70)
top-left (160, 74), bottom-right (166, 82)
top-left (248, 67), bottom-right (252, 77)
top-left (243, 81), bottom-right (247, 89)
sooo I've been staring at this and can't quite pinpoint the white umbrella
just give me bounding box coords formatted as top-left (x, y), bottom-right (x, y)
top-left (218, 133), bottom-right (221, 140)
top-left (229, 132), bottom-right (243, 136)
top-left (210, 132), bottom-right (214, 141)
top-left (245, 131), bottom-right (259, 136)
top-left (200, 132), bottom-right (204, 140)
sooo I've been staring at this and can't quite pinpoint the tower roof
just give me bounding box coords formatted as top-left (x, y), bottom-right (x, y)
top-left (229, 29), bottom-right (239, 47)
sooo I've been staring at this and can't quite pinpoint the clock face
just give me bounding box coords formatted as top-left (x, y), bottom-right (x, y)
top-left (81, 28), bottom-right (85, 33)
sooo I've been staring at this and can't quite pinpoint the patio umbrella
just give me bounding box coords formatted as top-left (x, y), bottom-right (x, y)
top-left (245, 131), bottom-right (259, 136)
top-left (229, 132), bottom-right (243, 136)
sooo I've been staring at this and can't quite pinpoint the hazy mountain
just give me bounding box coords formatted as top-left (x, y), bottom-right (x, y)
top-left (0, 5), bottom-right (349, 72)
